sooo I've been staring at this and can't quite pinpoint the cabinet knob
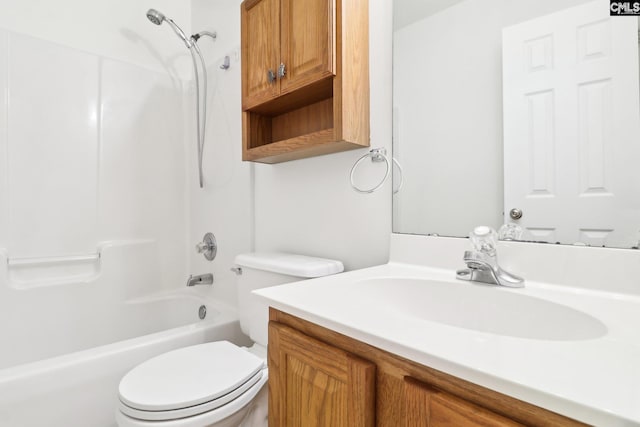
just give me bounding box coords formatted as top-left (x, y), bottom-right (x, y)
top-left (509, 208), bottom-right (523, 220)
top-left (278, 63), bottom-right (286, 78)
top-left (267, 69), bottom-right (276, 84)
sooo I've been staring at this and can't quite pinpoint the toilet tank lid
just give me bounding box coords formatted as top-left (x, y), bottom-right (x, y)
top-left (234, 252), bottom-right (344, 278)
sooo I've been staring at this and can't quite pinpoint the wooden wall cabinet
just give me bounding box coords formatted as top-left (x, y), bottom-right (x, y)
top-left (269, 309), bottom-right (587, 427)
top-left (241, 0), bottom-right (369, 163)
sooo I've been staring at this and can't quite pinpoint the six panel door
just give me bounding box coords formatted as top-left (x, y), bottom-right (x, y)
top-left (502, 0), bottom-right (640, 247)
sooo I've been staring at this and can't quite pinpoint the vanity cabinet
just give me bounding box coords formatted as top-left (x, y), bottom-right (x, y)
top-left (268, 322), bottom-right (375, 426)
top-left (404, 378), bottom-right (522, 427)
top-left (268, 309), bottom-right (587, 427)
top-left (240, 0), bottom-right (369, 163)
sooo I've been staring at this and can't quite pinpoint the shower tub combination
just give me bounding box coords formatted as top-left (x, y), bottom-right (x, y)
top-left (0, 242), bottom-right (248, 427)
top-left (0, 9), bottom-right (236, 426)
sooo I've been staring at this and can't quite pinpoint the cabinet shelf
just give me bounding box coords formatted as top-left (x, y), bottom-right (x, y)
top-left (244, 96), bottom-right (365, 164)
top-left (243, 129), bottom-right (333, 164)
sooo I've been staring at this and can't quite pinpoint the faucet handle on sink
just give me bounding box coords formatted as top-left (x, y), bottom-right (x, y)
top-left (469, 226), bottom-right (498, 257)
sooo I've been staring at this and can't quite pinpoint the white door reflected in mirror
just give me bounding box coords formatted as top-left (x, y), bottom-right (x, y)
top-left (503, 1), bottom-right (640, 247)
top-left (392, 0), bottom-right (640, 249)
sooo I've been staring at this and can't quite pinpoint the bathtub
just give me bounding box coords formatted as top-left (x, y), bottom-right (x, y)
top-left (0, 290), bottom-right (250, 427)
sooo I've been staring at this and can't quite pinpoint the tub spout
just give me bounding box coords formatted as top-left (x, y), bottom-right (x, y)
top-left (186, 273), bottom-right (213, 286)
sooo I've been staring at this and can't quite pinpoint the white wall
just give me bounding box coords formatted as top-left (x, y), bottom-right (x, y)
top-left (253, 0), bottom-right (393, 271)
top-left (393, 0), bottom-right (590, 237)
top-left (394, 0), bottom-right (465, 30)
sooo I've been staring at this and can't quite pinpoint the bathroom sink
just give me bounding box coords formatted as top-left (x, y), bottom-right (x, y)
top-left (351, 278), bottom-right (607, 341)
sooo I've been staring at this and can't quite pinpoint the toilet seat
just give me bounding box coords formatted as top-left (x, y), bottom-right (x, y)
top-left (118, 341), bottom-right (266, 422)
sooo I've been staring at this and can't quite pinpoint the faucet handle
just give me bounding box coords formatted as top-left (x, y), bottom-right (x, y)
top-left (196, 242), bottom-right (210, 253)
top-left (469, 226), bottom-right (498, 257)
top-left (196, 233), bottom-right (217, 261)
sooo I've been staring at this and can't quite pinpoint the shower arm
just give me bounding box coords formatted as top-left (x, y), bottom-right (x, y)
top-left (193, 31), bottom-right (217, 42)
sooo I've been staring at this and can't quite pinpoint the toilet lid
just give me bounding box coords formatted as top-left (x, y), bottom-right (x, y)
top-left (119, 341), bottom-right (265, 412)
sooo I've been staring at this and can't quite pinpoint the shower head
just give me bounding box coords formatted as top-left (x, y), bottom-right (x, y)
top-left (146, 8), bottom-right (193, 48)
top-left (146, 9), bottom-right (165, 25)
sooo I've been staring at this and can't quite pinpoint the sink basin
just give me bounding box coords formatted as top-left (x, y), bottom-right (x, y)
top-left (351, 278), bottom-right (607, 341)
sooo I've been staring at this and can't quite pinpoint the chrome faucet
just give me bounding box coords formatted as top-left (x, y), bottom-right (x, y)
top-left (456, 226), bottom-right (524, 288)
top-left (186, 273), bottom-right (213, 287)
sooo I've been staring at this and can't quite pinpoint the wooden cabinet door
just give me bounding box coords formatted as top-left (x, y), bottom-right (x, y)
top-left (269, 321), bottom-right (375, 427)
top-left (279, 0), bottom-right (336, 94)
top-left (241, 0), bottom-right (280, 109)
top-left (405, 378), bottom-right (524, 427)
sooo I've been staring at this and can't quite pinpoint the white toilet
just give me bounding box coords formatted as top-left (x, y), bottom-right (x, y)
top-left (116, 252), bottom-right (343, 427)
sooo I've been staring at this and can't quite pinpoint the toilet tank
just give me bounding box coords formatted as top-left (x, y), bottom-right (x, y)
top-left (234, 252), bottom-right (343, 347)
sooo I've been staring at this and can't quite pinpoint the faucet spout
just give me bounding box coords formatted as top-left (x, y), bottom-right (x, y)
top-left (186, 273), bottom-right (214, 287)
top-left (457, 251), bottom-right (524, 288)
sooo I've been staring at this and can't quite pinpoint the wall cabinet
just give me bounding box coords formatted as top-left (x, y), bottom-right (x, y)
top-left (241, 0), bottom-right (369, 163)
top-left (268, 309), bottom-right (587, 426)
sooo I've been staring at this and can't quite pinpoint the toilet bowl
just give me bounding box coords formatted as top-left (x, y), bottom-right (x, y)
top-left (116, 252), bottom-right (343, 427)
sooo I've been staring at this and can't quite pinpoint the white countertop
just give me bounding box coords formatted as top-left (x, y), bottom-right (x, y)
top-left (254, 261), bottom-right (640, 426)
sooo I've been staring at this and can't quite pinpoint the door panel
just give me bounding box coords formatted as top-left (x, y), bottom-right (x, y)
top-left (404, 378), bottom-right (523, 427)
top-left (280, 0), bottom-right (335, 94)
top-left (242, 0), bottom-right (280, 109)
top-left (268, 321), bottom-right (375, 427)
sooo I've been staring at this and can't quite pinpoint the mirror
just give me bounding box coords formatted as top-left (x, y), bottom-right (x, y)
top-left (392, 0), bottom-right (640, 249)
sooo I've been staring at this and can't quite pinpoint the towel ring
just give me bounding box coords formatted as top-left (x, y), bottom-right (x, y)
top-left (392, 157), bottom-right (404, 194)
top-left (350, 148), bottom-right (391, 194)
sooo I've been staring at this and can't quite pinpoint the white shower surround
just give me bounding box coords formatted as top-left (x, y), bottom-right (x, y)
top-left (0, 22), bottom-right (246, 427)
top-left (0, 27), bottom-right (189, 283)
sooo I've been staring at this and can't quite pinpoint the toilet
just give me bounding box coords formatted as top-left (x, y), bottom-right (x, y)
top-left (116, 252), bottom-right (343, 427)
